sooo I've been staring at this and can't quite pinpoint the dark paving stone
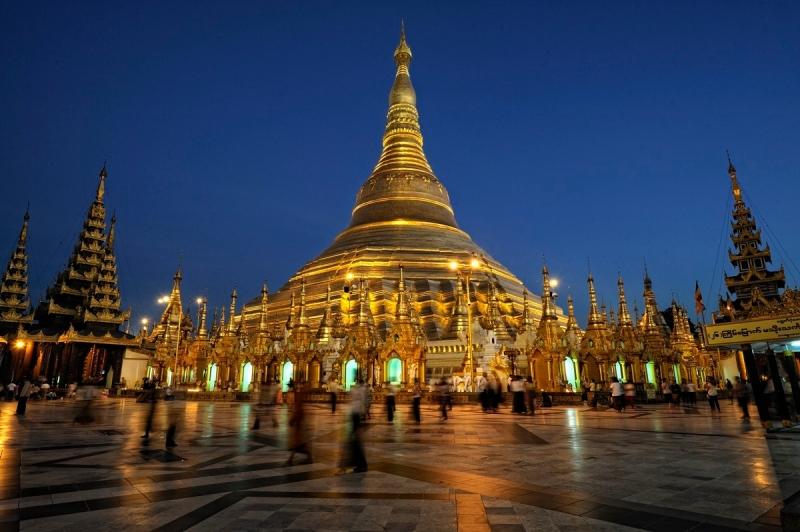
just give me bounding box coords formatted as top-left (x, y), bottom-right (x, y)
top-left (385, 523), bottom-right (416, 532)
top-left (490, 526), bottom-right (525, 532)
top-left (485, 507), bottom-right (516, 514)
top-left (139, 449), bottom-right (186, 463)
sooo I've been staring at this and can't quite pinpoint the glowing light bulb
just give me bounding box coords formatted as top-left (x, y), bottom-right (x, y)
top-left (551, 278), bottom-right (559, 288)
top-left (469, 257), bottom-right (480, 269)
top-left (448, 261), bottom-right (458, 271)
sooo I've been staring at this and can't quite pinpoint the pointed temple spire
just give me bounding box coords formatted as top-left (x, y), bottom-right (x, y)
top-left (96, 163), bottom-right (107, 202)
top-left (350, 24), bottom-right (457, 229)
top-left (449, 275), bottom-right (468, 335)
top-left (536, 264), bottom-right (562, 353)
top-left (539, 264), bottom-right (556, 321)
top-left (0, 208), bottom-right (32, 326)
top-left (518, 288), bottom-right (535, 333)
top-left (587, 273), bottom-right (604, 327)
top-left (197, 297), bottom-right (208, 339)
top-left (357, 279), bottom-right (373, 327)
top-left (258, 283), bottom-right (269, 335)
top-left (316, 284), bottom-right (333, 343)
top-left (150, 267), bottom-right (184, 344)
top-left (297, 278), bottom-right (308, 328)
top-left (718, 157), bottom-right (785, 318)
top-left (565, 294), bottom-right (577, 331)
top-left (227, 288), bottom-right (238, 334)
top-left (285, 291), bottom-right (296, 330)
top-left (36, 164), bottom-right (130, 332)
top-left (617, 275), bottom-right (633, 327)
top-left (84, 213), bottom-right (128, 327)
top-left (395, 266), bottom-right (410, 322)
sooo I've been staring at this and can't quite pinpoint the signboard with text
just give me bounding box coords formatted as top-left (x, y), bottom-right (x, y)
top-left (704, 315), bottom-right (800, 346)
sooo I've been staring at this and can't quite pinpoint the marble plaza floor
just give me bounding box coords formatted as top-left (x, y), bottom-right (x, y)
top-left (0, 396), bottom-right (798, 532)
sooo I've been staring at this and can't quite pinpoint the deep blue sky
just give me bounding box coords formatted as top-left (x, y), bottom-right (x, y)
top-left (2, 1), bottom-right (799, 326)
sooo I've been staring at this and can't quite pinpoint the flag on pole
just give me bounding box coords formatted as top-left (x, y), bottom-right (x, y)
top-left (694, 281), bottom-right (706, 315)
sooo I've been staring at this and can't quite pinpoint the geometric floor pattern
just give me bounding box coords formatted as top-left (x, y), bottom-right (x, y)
top-left (1, 397), bottom-right (797, 531)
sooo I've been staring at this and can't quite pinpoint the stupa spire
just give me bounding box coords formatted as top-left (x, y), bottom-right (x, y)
top-left (540, 264), bottom-right (555, 320)
top-left (286, 291), bottom-right (296, 330)
top-left (84, 213), bottom-right (127, 327)
top-left (0, 208), bottom-right (32, 325)
top-left (350, 24), bottom-right (457, 229)
top-left (316, 284), bottom-right (333, 342)
top-left (297, 278), bottom-right (308, 328)
top-left (258, 283), bottom-right (269, 335)
top-left (227, 288), bottom-right (238, 334)
top-left (197, 298), bottom-right (208, 339)
top-left (519, 289), bottom-right (535, 333)
top-left (395, 266), bottom-right (410, 321)
top-left (617, 275), bottom-right (633, 326)
top-left (587, 273), bottom-right (603, 327)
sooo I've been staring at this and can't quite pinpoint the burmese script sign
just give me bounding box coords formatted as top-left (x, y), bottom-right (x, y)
top-left (704, 315), bottom-right (800, 347)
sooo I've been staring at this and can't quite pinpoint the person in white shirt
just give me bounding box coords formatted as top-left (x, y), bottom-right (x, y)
top-left (609, 376), bottom-right (624, 413)
top-left (705, 378), bottom-right (721, 414)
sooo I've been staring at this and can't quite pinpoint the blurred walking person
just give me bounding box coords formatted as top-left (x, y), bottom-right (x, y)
top-left (670, 380), bottom-right (681, 409)
top-left (511, 376), bottom-right (526, 414)
top-left (343, 380), bottom-right (367, 472)
top-left (733, 376), bottom-right (750, 420)
top-left (286, 386), bottom-right (312, 465)
top-left (141, 378), bottom-right (158, 443)
top-left (438, 378), bottom-right (449, 421)
top-left (526, 376), bottom-right (537, 415)
top-left (412, 378), bottom-right (422, 424)
top-left (725, 378), bottom-right (734, 404)
top-left (686, 381), bottom-right (697, 406)
top-left (385, 383), bottom-right (396, 422)
top-left (15, 377), bottom-right (31, 416)
top-left (623, 380), bottom-right (636, 410)
top-left (705, 377), bottom-right (721, 415)
top-left (328, 377), bottom-right (339, 414)
top-left (609, 376), bottom-right (624, 413)
top-left (74, 384), bottom-right (97, 424)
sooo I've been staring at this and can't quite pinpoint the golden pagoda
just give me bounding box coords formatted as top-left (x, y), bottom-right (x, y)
top-left (226, 27), bottom-right (566, 390)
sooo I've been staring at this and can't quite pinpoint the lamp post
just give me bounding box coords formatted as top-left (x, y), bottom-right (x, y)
top-left (450, 254), bottom-right (480, 391)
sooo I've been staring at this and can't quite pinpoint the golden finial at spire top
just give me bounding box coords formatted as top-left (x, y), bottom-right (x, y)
top-left (96, 163), bottom-right (107, 202)
top-left (394, 20), bottom-right (412, 65)
top-left (727, 152), bottom-right (743, 203)
top-left (18, 207), bottom-right (30, 244)
top-left (389, 22), bottom-right (415, 106)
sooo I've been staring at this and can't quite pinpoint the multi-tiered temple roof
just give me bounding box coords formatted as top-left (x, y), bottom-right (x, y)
top-left (0, 209), bottom-right (33, 329)
top-left (719, 158), bottom-right (785, 318)
top-left (35, 165), bottom-right (130, 332)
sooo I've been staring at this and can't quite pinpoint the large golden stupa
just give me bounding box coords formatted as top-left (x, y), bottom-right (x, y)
top-left (241, 28), bottom-right (561, 346)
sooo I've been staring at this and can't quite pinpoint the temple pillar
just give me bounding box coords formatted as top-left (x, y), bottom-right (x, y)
top-left (742, 344), bottom-right (769, 422)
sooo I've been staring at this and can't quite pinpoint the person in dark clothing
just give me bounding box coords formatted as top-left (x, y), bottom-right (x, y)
top-left (669, 381), bottom-right (682, 408)
top-left (15, 378), bottom-right (32, 416)
top-left (526, 376), bottom-right (537, 415)
top-left (438, 378), bottom-right (449, 421)
top-left (511, 376), bottom-right (526, 414)
top-left (287, 387), bottom-right (312, 465)
top-left (412, 379), bottom-right (422, 424)
top-left (385, 384), bottom-right (396, 422)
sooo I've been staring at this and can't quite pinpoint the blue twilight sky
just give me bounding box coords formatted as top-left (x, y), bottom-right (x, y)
top-left (1, 1), bottom-right (799, 326)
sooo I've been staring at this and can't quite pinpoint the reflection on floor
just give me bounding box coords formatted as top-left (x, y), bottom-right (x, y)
top-left (0, 397), bottom-right (795, 531)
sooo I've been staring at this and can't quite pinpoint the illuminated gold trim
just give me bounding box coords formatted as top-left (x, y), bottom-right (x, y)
top-left (337, 219), bottom-right (468, 239)
top-left (352, 196), bottom-right (454, 216)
